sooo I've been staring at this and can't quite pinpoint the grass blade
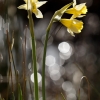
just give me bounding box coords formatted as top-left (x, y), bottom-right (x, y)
top-left (18, 84), bottom-right (23, 100)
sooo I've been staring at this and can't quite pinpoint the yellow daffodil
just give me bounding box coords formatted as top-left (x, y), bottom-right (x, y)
top-left (60, 18), bottom-right (83, 36)
top-left (65, 0), bottom-right (87, 18)
top-left (18, 0), bottom-right (47, 18)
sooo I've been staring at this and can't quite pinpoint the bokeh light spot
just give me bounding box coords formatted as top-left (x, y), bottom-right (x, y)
top-left (46, 55), bottom-right (56, 67)
top-left (58, 42), bottom-right (70, 54)
top-left (30, 73), bottom-right (42, 83)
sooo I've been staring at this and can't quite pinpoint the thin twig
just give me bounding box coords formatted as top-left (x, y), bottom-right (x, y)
top-left (61, 93), bottom-right (66, 100)
top-left (75, 63), bottom-right (100, 97)
top-left (22, 41), bottom-right (26, 100)
top-left (6, 30), bottom-right (14, 93)
top-left (10, 31), bottom-right (17, 76)
top-left (21, 25), bottom-right (27, 100)
top-left (48, 24), bottom-right (63, 40)
top-left (79, 76), bottom-right (90, 100)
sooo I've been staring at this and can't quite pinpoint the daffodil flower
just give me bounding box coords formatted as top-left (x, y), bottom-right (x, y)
top-left (60, 18), bottom-right (83, 36)
top-left (18, 0), bottom-right (47, 18)
top-left (65, 0), bottom-right (87, 18)
top-left (47, 2), bottom-right (73, 31)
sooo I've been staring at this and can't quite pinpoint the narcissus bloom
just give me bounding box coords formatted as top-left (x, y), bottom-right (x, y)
top-left (60, 18), bottom-right (83, 36)
top-left (18, 0), bottom-right (47, 18)
top-left (66, 0), bottom-right (87, 18)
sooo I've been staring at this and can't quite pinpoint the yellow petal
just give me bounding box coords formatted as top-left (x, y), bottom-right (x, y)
top-left (60, 19), bottom-right (72, 28)
top-left (31, 2), bottom-right (37, 9)
top-left (81, 6), bottom-right (87, 14)
top-left (67, 28), bottom-right (75, 36)
top-left (60, 19), bottom-right (83, 34)
top-left (66, 3), bottom-right (87, 18)
top-left (17, 4), bottom-right (27, 10)
top-left (75, 3), bottom-right (86, 10)
top-left (77, 15), bottom-right (86, 18)
top-left (30, 0), bottom-right (32, 4)
top-left (73, 0), bottom-right (76, 7)
top-left (70, 14), bottom-right (85, 19)
top-left (32, 0), bottom-right (38, 2)
top-left (66, 8), bottom-right (76, 14)
top-left (70, 19), bottom-right (83, 33)
top-left (36, 1), bottom-right (47, 8)
top-left (73, 19), bottom-right (82, 23)
top-left (32, 9), bottom-right (43, 18)
top-left (66, 3), bottom-right (86, 14)
top-left (70, 24), bottom-right (82, 33)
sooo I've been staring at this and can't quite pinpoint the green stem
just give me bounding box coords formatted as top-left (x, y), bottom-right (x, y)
top-left (42, 14), bottom-right (55, 100)
top-left (42, 29), bottom-right (49, 100)
top-left (28, 10), bottom-right (39, 100)
top-left (41, 3), bottom-right (73, 100)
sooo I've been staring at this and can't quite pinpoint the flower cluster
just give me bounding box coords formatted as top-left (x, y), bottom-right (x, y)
top-left (60, 0), bottom-right (87, 36)
top-left (18, 0), bottom-right (88, 36)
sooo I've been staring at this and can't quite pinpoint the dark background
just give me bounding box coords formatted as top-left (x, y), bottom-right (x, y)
top-left (0, 0), bottom-right (100, 100)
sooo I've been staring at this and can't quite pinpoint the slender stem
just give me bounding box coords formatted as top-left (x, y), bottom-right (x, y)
top-left (61, 93), bottom-right (66, 100)
top-left (21, 31), bottom-right (27, 100)
top-left (42, 13), bottom-right (55, 100)
top-left (42, 29), bottom-right (50, 100)
top-left (28, 10), bottom-right (39, 100)
top-left (6, 30), bottom-right (14, 92)
top-left (42, 10), bottom-right (66, 100)
top-left (16, 70), bottom-right (19, 100)
top-left (11, 31), bottom-right (17, 76)
top-left (11, 50), bottom-right (16, 75)
top-left (22, 42), bottom-right (26, 100)
top-left (80, 76), bottom-right (90, 100)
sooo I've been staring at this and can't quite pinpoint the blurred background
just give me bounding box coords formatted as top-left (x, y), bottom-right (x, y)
top-left (0, 0), bottom-right (100, 100)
